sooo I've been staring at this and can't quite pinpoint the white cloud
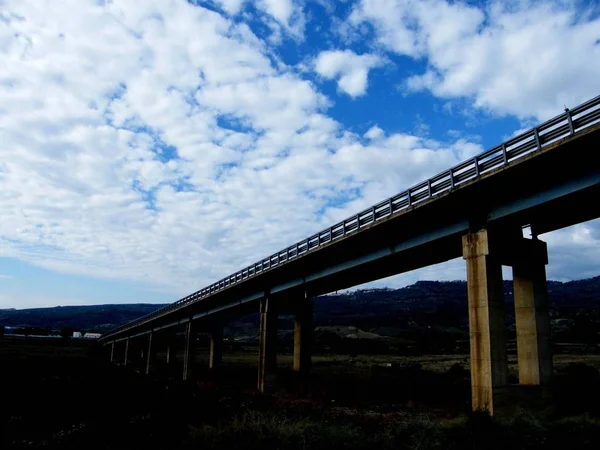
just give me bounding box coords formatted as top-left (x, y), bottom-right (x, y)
top-left (364, 125), bottom-right (384, 140)
top-left (314, 49), bottom-right (384, 97)
top-left (0, 0), bottom-right (597, 310)
top-left (214, 0), bottom-right (246, 15)
top-left (258, 0), bottom-right (294, 25)
top-left (0, 0), bottom-right (482, 304)
top-left (256, 0), bottom-right (305, 39)
top-left (539, 221), bottom-right (600, 282)
top-left (351, 0), bottom-right (600, 120)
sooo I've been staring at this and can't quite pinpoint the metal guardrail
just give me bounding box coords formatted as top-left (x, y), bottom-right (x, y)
top-left (102, 94), bottom-right (600, 341)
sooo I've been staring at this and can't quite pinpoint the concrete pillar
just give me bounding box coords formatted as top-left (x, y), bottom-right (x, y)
top-left (258, 296), bottom-right (277, 393)
top-left (209, 326), bottom-right (223, 371)
top-left (166, 341), bottom-right (174, 365)
top-left (110, 342), bottom-right (115, 363)
top-left (293, 295), bottom-right (313, 374)
top-left (512, 239), bottom-right (552, 386)
top-left (145, 333), bottom-right (156, 375)
top-left (463, 230), bottom-right (508, 414)
top-left (124, 338), bottom-right (130, 367)
top-left (166, 336), bottom-right (178, 377)
top-left (183, 321), bottom-right (195, 381)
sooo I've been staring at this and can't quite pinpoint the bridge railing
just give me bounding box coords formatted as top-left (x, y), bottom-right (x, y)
top-left (102, 94), bottom-right (600, 341)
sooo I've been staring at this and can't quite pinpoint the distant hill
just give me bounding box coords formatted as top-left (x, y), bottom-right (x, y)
top-left (1, 277), bottom-right (599, 344)
top-left (0, 304), bottom-right (165, 332)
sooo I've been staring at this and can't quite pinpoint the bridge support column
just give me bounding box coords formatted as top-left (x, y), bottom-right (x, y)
top-left (209, 326), bottom-right (223, 371)
top-left (293, 295), bottom-right (313, 375)
top-left (166, 340), bottom-right (174, 365)
top-left (258, 296), bottom-right (278, 393)
top-left (110, 342), bottom-right (115, 363)
top-left (139, 346), bottom-right (145, 367)
top-left (145, 333), bottom-right (156, 375)
top-left (512, 238), bottom-right (552, 386)
top-left (124, 338), bottom-right (130, 367)
top-left (463, 230), bottom-right (508, 414)
top-left (165, 335), bottom-right (179, 378)
top-left (183, 321), bottom-right (196, 381)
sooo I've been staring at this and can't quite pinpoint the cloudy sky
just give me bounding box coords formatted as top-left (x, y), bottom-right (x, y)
top-left (1, 0), bottom-right (599, 309)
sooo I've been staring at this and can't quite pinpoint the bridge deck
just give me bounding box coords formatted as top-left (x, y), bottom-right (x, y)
top-left (100, 95), bottom-right (600, 343)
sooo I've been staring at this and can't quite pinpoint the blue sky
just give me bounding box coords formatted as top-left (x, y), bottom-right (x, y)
top-left (1, 0), bottom-right (599, 308)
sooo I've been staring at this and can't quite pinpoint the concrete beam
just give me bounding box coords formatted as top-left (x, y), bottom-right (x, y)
top-left (463, 230), bottom-right (508, 414)
top-left (293, 295), bottom-right (313, 374)
top-left (209, 326), bottom-right (223, 371)
top-left (258, 296), bottom-right (277, 393)
top-left (512, 238), bottom-right (552, 386)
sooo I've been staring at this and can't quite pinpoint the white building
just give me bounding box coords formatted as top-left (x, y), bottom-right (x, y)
top-left (83, 332), bottom-right (102, 339)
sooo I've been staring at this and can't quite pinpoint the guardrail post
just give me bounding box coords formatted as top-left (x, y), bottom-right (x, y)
top-left (533, 127), bottom-right (541, 150)
top-left (110, 342), bottom-right (115, 363)
top-left (565, 108), bottom-right (575, 135)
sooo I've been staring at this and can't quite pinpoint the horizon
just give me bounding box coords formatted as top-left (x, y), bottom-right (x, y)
top-left (2, 273), bottom-right (599, 311)
top-left (1, 0), bottom-right (599, 309)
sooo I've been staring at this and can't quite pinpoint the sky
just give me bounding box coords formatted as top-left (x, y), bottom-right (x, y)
top-left (1, 0), bottom-right (599, 309)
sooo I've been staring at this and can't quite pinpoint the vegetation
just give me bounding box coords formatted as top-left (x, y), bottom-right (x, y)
top-left (2, 277), bottom-right (600, 353)
top-left (2, 336), bottom-right (600, 449)
top-left (1, 276), bottom-right (599, 448)
top-left (188, 409), bottom-right (600, 450)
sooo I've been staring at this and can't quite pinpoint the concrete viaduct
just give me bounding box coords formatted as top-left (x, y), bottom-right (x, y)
top-left (100, 95), bottom-right (600, 414)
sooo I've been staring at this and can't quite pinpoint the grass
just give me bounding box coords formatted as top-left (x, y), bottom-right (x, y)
top-left (186, 408), bottom-right (600, 450)
top-left (2, 337), bottom-right (600, 449)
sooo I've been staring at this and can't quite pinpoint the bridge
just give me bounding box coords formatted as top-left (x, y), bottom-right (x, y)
top-left (100, 94), bottom-right (600, 414)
